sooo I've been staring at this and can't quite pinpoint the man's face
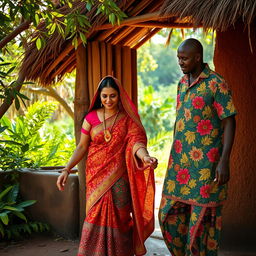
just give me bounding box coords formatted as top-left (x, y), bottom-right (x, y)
top-left (177, 47), bottom-right (199, 74)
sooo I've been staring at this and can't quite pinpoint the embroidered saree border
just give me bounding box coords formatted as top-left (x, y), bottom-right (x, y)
top-left (86, 165), bottom-right (126, 216)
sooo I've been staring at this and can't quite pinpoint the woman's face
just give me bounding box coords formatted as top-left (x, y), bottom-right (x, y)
top-left (100, 87), bottom-right (119, 111)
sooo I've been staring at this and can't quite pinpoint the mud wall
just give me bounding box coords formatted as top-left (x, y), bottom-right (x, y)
top-left (214, 21), bottom-right (256, 249)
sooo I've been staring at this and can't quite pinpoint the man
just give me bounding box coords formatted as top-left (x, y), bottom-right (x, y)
top-left (159, 38), bottom-right (236, 256)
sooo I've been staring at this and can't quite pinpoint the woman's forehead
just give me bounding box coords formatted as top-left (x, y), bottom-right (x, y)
top-left (101, 87), bottom-right (118, 94)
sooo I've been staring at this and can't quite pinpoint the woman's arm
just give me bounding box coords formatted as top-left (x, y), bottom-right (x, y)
top-left (57, 120), bottom-right (91, 191)
top-left (136, 147), bottom-right (158, 170)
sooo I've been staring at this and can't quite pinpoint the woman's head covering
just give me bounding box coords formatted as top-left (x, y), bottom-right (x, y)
top-left (88, 75), bottom-right (145, 132)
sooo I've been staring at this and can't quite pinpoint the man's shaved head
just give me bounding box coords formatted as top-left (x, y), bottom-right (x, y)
top-left (177, 38), bottom-right (204, 75)
top-left (178, 38), bottom-right (203, 59)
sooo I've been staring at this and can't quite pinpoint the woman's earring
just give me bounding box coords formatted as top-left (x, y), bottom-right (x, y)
top-left (101, 103), bottom-right (103, 107)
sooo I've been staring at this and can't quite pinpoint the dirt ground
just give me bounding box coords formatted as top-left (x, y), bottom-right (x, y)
top-left (1, 233), bottom-right (256, 256)
top-left (1, 182), bottom-right (255, 256)
top-left (0, 233), bottom-right (171, 256)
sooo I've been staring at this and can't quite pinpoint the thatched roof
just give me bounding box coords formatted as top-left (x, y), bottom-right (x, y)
top-left (160, 0), bottom-right (256, 31)
top-left (20, 0), bottom-right (256, 86)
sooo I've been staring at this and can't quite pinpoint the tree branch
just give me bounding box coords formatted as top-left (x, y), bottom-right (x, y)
top-left (0, 73), bottom-right (25, 119)
top-left (25, 86), bottom-right (74, 119)
top-left (0, 20), bottom-right (31, 50)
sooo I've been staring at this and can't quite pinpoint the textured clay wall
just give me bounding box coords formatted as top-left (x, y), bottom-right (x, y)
top-left (214, 21), bottom-right (256, 249)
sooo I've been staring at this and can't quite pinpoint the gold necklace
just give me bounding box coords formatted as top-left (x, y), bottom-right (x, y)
top-left (103, 108), bottom-right (119, 142)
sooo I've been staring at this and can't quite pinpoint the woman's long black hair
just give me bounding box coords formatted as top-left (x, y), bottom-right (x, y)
top-left (90, 76), bottom-right (120, 111)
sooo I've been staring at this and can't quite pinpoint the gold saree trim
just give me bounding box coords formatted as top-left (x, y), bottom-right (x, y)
top-left (86, 165), bottom-right (126, 216)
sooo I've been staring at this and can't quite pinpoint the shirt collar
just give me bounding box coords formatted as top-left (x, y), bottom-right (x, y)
top-left (199, 63), bottom-right (210, 79)
top-left (183, 63), bottom-right (210, 87)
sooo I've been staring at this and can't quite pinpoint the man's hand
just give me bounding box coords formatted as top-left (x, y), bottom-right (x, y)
top-left (214, 158), bottom-right (230, 185)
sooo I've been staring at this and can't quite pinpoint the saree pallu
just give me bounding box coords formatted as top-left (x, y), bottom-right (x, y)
top-left (159, 197), bottom-right (223, 256)
top-left (78, 113), bottom-right (155, 256)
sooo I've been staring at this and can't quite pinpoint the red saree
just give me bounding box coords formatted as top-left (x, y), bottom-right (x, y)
top-left (77, 77), bottom-right (155, 256)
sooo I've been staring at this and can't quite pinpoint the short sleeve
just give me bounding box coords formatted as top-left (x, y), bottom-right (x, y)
top-left (213, 81), bottom-right (237, 120)
top-left (81, 116), bottom-right (91, 135)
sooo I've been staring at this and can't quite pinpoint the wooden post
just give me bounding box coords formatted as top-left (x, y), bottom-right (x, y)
top-left (74, 44), bottom-right (90, 230)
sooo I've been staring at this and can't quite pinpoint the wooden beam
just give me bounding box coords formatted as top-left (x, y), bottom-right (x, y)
top-left (109, 27), bottom-right (136, 45)
top-left (123, 28), bottom-right (149, 47)
top-left (94, 27), bottom-right (120, 41)
top-left (94, 12), bottom-right (174, 31)
top-left (129, 22), bottom-right (199, 29)
top-left (49, 53), bottom-right (76, 79)
top-left (118, 27), bottom-right (145, 46)
top-left (133, 28), bottom-right (161, 49)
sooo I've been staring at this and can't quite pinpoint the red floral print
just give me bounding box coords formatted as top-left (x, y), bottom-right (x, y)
top-left (200, 184), bottom-right (211, 198)
top-left (197, 120), bottom-right (213, 135)
top-left (213, 101), bottom-right (224, 117)
top-left (174, 140), bottom-right (182, 154)
top-left (192, 96), bottom-right (205, 109)
top-left (176, 168), bottom-right (190, 184)
top-left (206, 148), bottom-right (220, 163)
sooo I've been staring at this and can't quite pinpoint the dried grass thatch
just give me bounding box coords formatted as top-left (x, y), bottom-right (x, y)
top-left (20, 0), bottom-right (256, 86)
top-left (160, 0), bottom-right (256, 31)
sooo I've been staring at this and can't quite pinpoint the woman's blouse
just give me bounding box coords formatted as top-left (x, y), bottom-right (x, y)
top-left (81, 110), bottom-right (101, 135)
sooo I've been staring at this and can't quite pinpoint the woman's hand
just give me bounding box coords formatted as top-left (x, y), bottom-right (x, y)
top-left (142, 155), bottom-right (158, 169)
top-left (56, 168), bottom-right (70, 191)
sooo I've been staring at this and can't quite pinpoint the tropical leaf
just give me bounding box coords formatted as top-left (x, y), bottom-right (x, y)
top-left (16, 200), bottom-right (36, 208)
top-left (6, 184), bottom-right (19, 203)
top-left (0, 186), bottom-right (13, 201)
top-left (0, 212), bottom-right (9, 225)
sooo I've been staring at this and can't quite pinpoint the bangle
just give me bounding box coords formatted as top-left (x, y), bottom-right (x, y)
top-left (61, 169), bottom-right (70, 174)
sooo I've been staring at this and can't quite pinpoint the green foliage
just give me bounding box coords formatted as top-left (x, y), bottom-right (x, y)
top-left (0, 59), bottom-right (31, 111)
top-left (137, 45), bottom-right (158, 73)
top-left (159, 28), bottom-right (215, 68)
top-left (138, 41), bottom-right (181, 89)
top-left (147, 131), bottom-right (172, 179)
top-left (0, 184), bottom-right (49, 240)
top-left (138, 84), bottom-right (176, 139)
top-left (0, 101), bottom-right (53, 169)
top-left (0, 0), bottom-right (126, 50)
top-left (0, 101), bottom-right (75, 168)
top-left (0, 127), bottom-right (33, 172)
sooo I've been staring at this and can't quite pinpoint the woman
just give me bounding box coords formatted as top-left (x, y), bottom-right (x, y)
top-left (57, 76), bottom-right (157, 256)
